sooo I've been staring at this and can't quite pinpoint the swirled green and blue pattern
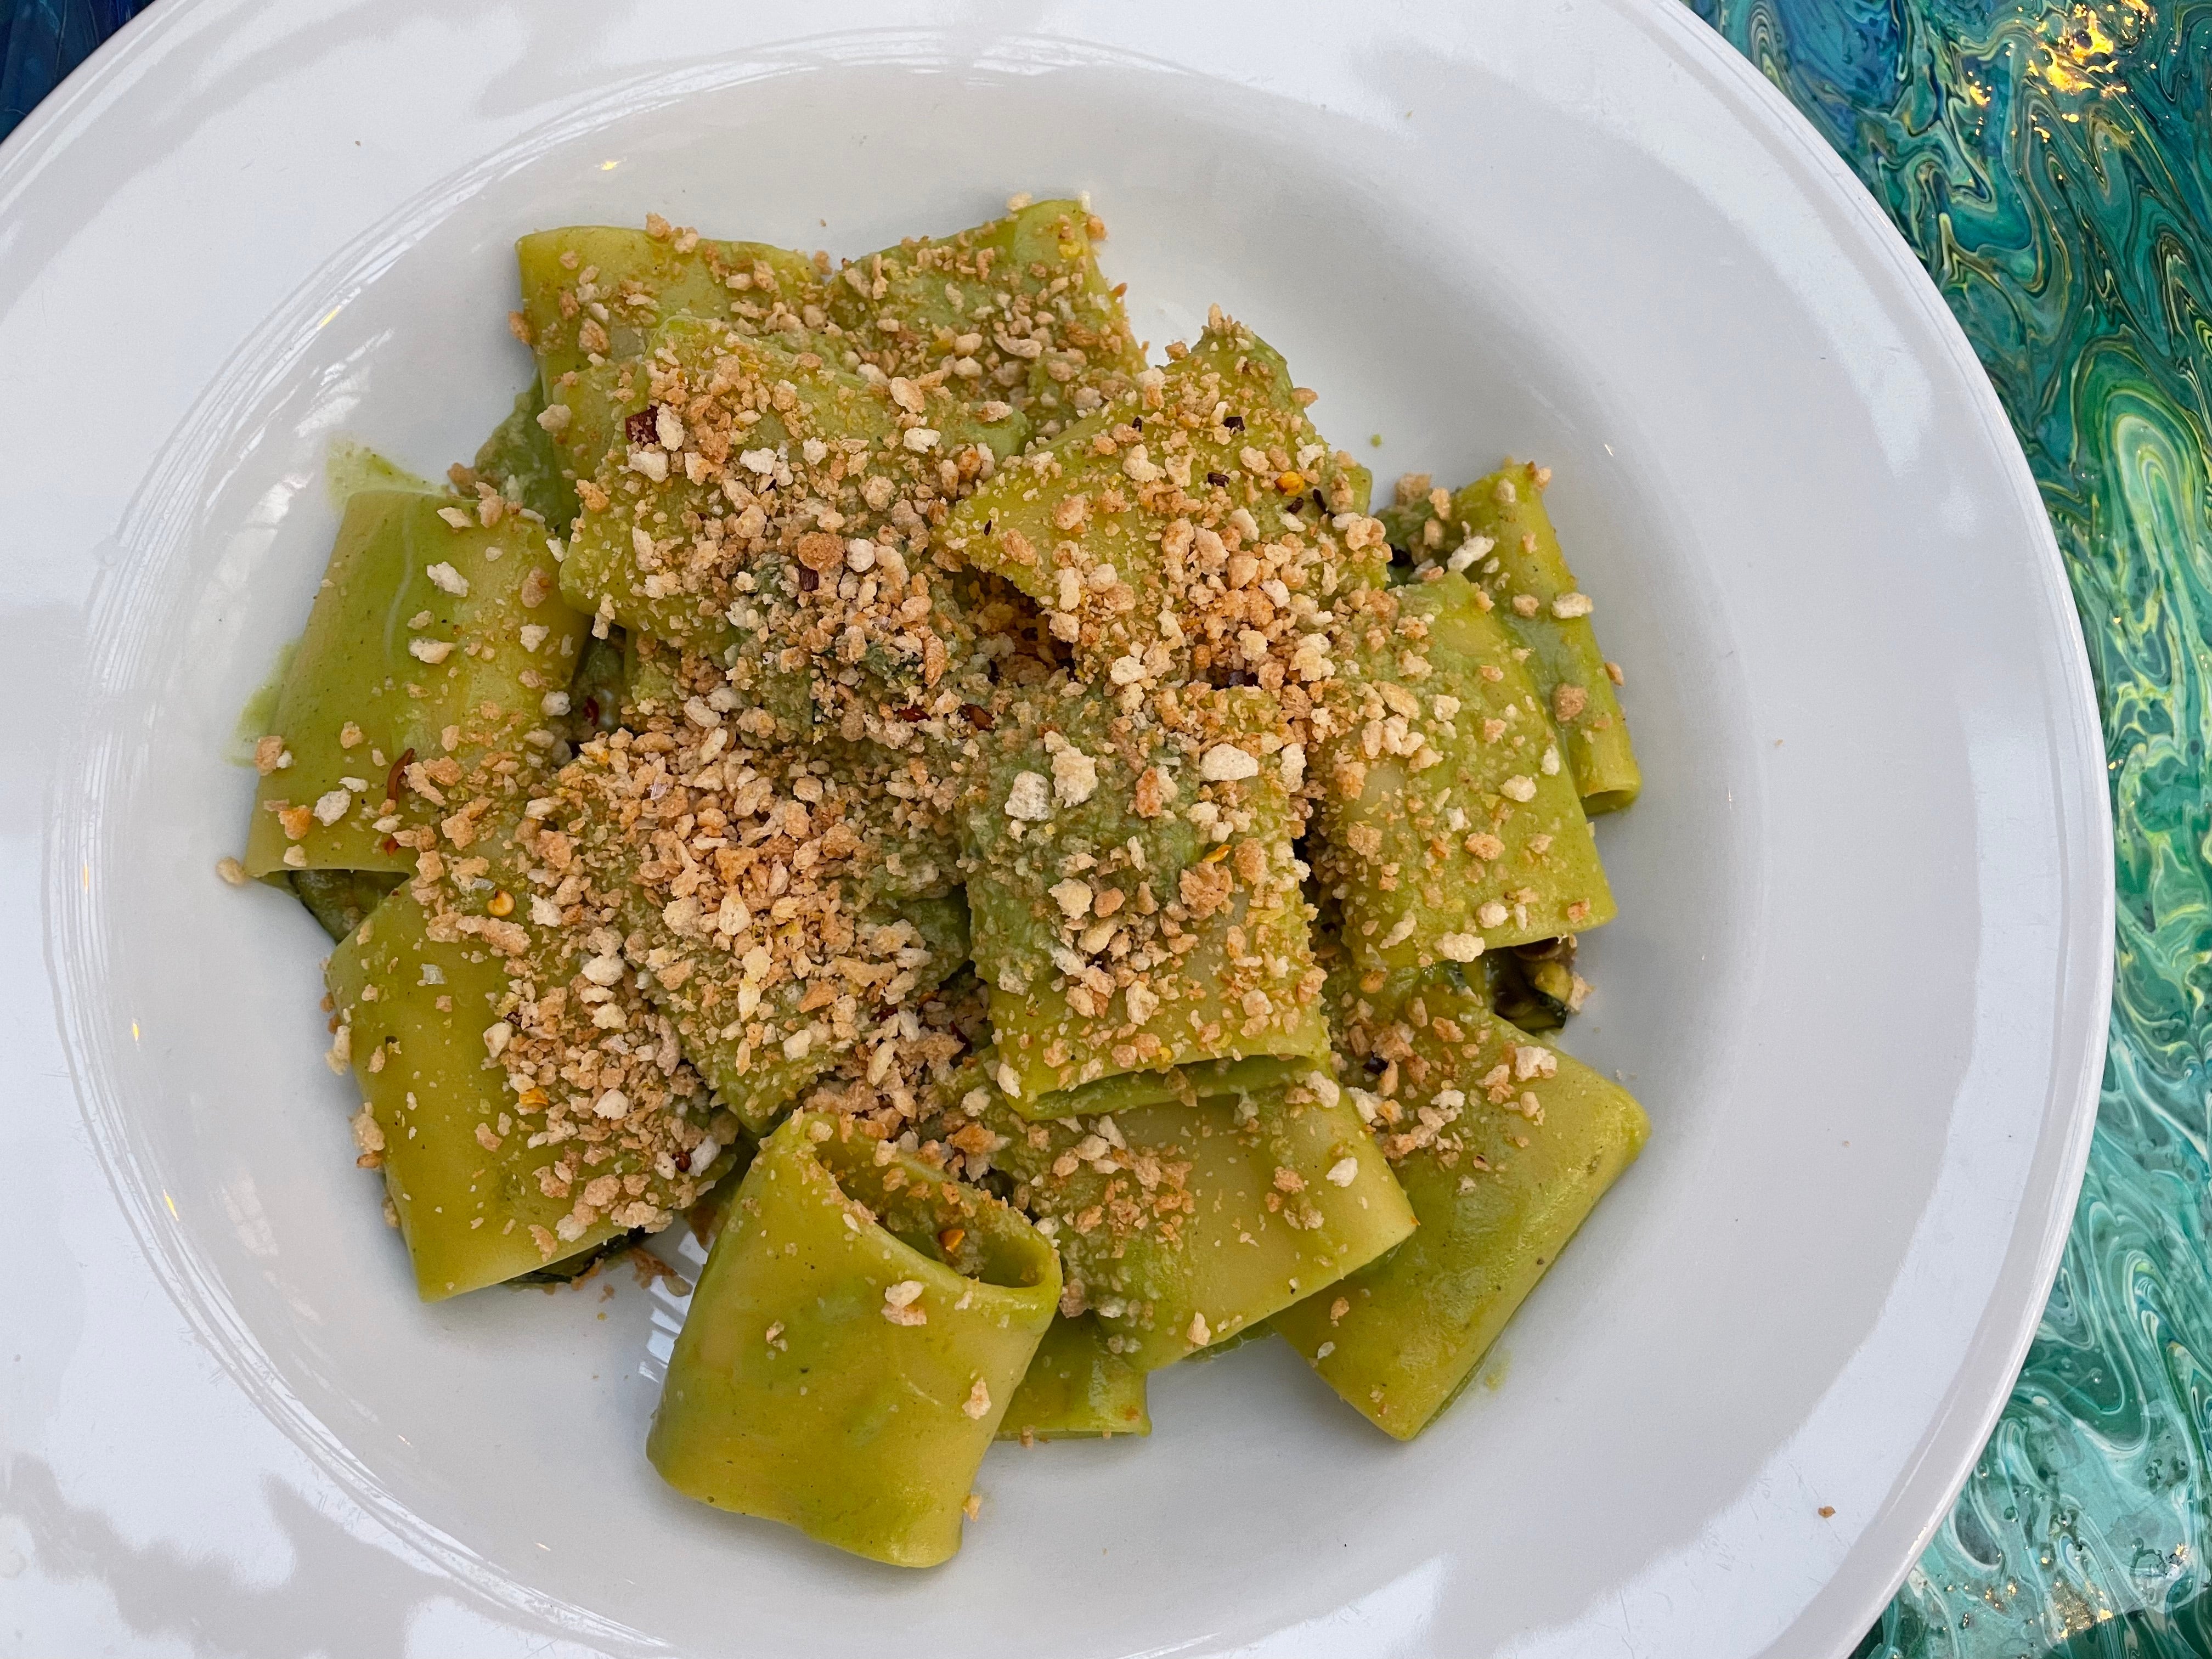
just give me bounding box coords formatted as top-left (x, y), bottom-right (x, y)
top-left (0, 0), bottom-right (154, 137)
top-left (1689, 1), bottom-right (2212, 1651)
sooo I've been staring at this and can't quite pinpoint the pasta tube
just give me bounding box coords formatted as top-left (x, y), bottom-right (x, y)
top-left (541, 669), bottom-right (971, 1135)
top-left (1313, 571), bottom-right (1614, 974)
top-left (325, 845), bottom-right (737, 1300)
top-left (947, 1065), bottom-right (1415, 1372)
top-left (648, 1111), bottom-right (1059, 1566)
top-left (959, 685), bottom-right (1326, 1100)
top-left (944, 313), bottom-right (1373, 686)
top-left (1381, 463), bottom-right (1638, 811)
top-left (551, 317), bottom-right (1026, 748)
top-left (997, 1314), bottom-right (1150, 1442)
top-left (1273, 975), bottom-right (1646, 1437)
top-left (516, 223), bottom-right (822, 390)
top-left (827, 198), bottom-right (1147, 427)
top-left (244, 490), bottom-right (586, 878)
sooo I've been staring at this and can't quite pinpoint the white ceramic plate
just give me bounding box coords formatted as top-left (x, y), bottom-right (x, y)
top-left (0, 2), bottom-right (2111, 1654)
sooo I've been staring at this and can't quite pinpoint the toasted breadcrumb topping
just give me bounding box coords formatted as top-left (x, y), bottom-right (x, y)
top-left (286, 202), bottom-right (1615, 1305)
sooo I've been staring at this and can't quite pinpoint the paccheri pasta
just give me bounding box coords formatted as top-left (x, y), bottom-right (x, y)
top-left (235, 195), bottom-right (1648, 1568)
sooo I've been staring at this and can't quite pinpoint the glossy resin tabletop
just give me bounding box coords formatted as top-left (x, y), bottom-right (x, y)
top-left (2, 1), bottom-right (2203, 1654)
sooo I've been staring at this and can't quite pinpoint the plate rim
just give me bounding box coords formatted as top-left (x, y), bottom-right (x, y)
top-left (1612, 10), bottom-right (2114, 1650)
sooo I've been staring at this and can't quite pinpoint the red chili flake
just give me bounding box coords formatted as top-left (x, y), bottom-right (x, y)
top-left (385, 747), bottom-right (416, 805)
top-left (582, 697), bottom-right (601, 727)
top-left (960, 703), bottom-right (996, 731)
top-left (381, 836), bottom-right (400, 854)
top-left (894, 706), bottom-right (926, 723)
top-left (624, 405), bottom-right (661, 447)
